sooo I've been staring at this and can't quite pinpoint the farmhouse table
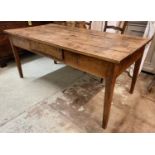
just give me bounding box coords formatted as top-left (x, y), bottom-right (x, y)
top-left (4, 24), bottom-right (151, 129)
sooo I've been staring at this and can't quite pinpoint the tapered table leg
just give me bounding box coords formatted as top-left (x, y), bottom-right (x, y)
top-left (102, 65), bottom-right (117, 129)
top-left (129, 52), bottom-right (144, 94)
top-left (9, 39), bottom-right (23, 78)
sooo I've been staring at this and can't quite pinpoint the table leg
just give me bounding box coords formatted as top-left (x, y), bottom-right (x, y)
top-left (9, 39), bottom-right (23, 78)
top-left (102, 67), bottom-right (117, 129)
top-left (129, 54), bottom-right (143, 94)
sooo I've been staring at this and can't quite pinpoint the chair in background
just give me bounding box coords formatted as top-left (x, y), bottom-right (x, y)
top-left (103, 21), bottom-right (128, 34)
top-left (74, 21), bottom-right (92, 29)
top-left (147, 68), bottom-right (155, 92)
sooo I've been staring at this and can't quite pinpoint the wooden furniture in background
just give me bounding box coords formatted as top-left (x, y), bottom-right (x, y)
top-left (104, 21), bottom-right (128, 34)
top-left (0, 21), bottom-right (51, 67)
top-left (74, 21), bottom-right (92, 29)
top-left (148, 74), bottom-right (155, 92)
top-left (0, 21), bottom-right (27, 67)
top-left (5, 24), bottom-right (150, 129)
top-left (53, 21), bottom-right (92, 29)
top-left (125, 21), bottom-right (147, 37)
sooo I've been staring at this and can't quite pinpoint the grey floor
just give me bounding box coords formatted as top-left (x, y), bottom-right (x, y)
top-left (0, 55), bottom-right (85, 130)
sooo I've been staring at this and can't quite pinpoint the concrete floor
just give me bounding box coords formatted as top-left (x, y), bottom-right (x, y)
top-left (0, 54), bottom-right (155, 132)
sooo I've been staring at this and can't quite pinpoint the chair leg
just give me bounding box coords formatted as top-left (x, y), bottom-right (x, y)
top-left (100, 78), bottom-right (103, 83)
top-left (148, 75), bottom-right (155, 93)
top-left (54, 60), bottom-right (57, 64)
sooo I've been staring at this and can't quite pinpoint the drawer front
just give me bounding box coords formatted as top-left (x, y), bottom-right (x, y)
top-left (64, 50), bottom-right (110, 78)
top-left (11, 36), bottom-right (30, 50)
top-left (11, 36), bottom-right (63, 60)
top-left (30, 41), bottom-right (63, 60)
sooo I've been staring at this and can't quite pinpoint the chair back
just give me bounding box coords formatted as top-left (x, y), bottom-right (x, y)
top-left (53, 21), bottom-right (92, 29)
top-left (67, 21), bottom-right (92, 29)
top-left (104, 21), bottom-right (128, 34)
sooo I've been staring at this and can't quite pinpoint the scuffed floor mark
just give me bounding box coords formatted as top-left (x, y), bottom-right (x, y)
top-left (78, 106), bottom-right (85, 112)
top-left (115, 86), bottom-right (128, 105)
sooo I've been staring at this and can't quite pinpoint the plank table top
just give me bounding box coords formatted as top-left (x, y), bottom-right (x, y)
top-left (5, 23), bottom-right (150, 64)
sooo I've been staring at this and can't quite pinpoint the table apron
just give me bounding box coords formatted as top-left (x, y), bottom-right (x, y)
top-left (63, 50), bottom-right (112, 78)
top-left (10, 36), bottom-right (63, 61)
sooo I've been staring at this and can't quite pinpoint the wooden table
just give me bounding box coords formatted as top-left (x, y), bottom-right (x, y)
top-left (4, 24), bottom-right (151, 129)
